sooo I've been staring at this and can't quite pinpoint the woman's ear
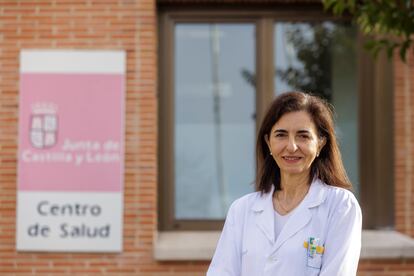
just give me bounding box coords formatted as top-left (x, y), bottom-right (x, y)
top-left (319, 137), bottom-right (327, 152)
top-left (265, 134), bottom-right (270, 150)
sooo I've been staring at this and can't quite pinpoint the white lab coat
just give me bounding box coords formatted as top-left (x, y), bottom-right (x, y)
top-left (207, 179), bottom-right (362, 276)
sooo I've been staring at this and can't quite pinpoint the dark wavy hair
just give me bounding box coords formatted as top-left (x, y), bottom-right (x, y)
top-left (256, 91), bottom-right (352, 194)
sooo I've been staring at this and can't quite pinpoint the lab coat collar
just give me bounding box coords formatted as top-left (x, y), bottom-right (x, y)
top-left (251, 178), bottom-right (328, 246)
top-left (251, 185), bottom-right (276, 243)
top-left (305, 178), bottom-right (329, 208)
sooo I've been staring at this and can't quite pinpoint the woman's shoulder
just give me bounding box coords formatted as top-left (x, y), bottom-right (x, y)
top-left (319, 180), bottom-right (360, 211)
top-left (227, 190), bottom-right (263, 214)
top-left (323, 183), bottom-right (358, 200)
top-left (230, 190), bottom-right (261, 206)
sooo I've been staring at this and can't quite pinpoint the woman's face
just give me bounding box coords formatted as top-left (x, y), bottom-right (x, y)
top-left (266, 111), bottom-right (325, 179)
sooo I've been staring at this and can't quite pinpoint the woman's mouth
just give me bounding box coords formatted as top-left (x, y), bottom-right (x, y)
top-left (282, 156), bottom-right (302, 162)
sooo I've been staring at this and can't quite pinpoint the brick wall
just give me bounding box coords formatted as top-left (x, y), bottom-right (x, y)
top-left (358, 259), bottom-right (414, 276)
top-left (0, 0), bottom-right (413, 275)
top-left (394, 49), bottom-right (414, 238)
top-left (0, 0), bottom-right (193, 275)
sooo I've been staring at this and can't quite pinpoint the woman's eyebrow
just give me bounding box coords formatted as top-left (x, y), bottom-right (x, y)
top-left (297, 129), bottom-right (311, 134)
top-left (274, 129), bottom-right (312, 133)
top-left (273, 129), bottom-right (288, 134)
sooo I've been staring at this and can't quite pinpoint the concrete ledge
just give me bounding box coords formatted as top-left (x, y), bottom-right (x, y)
top-left (154, 231), bottom-right (219, 261)
top-left (154, 230), bottom-right (414, 261)
top-left (361, 230), bottom-right (414, 259)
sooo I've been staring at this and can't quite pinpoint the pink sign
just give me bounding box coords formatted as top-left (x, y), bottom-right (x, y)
top-left (17, 50), bottom-right (125, 252)
top-left (18, 53), bottom-right (125, 192)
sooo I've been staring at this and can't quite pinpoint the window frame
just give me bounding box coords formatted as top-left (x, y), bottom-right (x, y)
top-left (158, 7), bottom-right (394, 231)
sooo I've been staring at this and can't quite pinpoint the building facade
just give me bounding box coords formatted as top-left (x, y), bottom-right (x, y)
top-left (1, 0), bottom-right (414, 275)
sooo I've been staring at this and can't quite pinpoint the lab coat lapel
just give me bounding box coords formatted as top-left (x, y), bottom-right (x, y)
top-left (273, 201), bottom-right (311, 252)
top-left (252, 186), bottom-right (275, 244)
top-left (272, 179), bottom-right (328, 252)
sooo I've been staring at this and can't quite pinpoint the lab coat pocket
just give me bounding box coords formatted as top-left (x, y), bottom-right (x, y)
top-left (305, 237), bottom-right (323, 274)
top-left (307, 252), bottom-right (322, 275)
top-left (307, 252), bottom-right (322, 269)
top-left (307, 266), bottom-right (321, 276)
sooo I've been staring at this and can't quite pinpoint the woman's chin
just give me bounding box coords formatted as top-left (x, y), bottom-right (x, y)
top-left (280, 168), bottom-right (309, 177)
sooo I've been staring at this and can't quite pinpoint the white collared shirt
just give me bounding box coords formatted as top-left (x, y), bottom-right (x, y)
top-left (207, 179), bottom-right (362, 276)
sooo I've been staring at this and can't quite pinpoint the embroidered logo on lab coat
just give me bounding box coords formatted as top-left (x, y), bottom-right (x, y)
top-left (304, 237), bottom-right (324, 269)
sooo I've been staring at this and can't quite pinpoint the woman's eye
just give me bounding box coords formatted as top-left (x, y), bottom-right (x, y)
top-left (298, 134), bottom-right (310, 139)
top-left (275, 133), bottom-right (286, 137)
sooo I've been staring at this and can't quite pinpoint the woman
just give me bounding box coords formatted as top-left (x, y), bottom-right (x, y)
top-left (207, 92), bottom-right (362, 276)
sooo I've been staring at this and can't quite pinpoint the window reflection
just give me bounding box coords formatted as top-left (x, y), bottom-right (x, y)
top-left (275, 22), bottom-right (359, 195)
top-left (174, 24), bottom-right (256, 219)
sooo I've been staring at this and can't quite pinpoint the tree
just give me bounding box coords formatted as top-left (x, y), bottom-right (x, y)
top-left (322, 0), bottom-right (414, 62)
top-left (274, 23), bottom-right (356, 101)
top-left (241, 22), bottom-right (356, 102)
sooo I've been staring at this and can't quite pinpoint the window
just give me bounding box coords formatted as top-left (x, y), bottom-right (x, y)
top-left (274, 22), bottom-right (359, 193)
top-left (174, 24), bottom-right (256, 220)
top-left (158, 8), bottom-right (393, 231)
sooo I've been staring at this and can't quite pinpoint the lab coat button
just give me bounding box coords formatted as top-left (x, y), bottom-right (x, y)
top-left (268, 256), bottom-right (278, 262)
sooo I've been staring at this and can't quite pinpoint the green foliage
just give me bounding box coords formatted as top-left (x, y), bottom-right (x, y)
top-left (323, 0), bottom-right (414, 62)
top-left (275, 23), bottom-right (355, 101)
top-left (276, 24), bottom-right (334, 101)
top-left (240, 22), bottom-right (356, 102)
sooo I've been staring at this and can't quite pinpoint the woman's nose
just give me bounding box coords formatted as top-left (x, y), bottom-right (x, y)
top-left (286, 137), bottom-right (298, 152)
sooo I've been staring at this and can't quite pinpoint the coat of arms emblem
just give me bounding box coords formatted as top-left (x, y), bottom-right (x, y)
top-left (30, 102), bottom-right (58, 148)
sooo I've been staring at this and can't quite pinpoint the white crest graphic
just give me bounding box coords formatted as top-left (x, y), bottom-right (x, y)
top-left (30, 102), bottom-right (58, 148)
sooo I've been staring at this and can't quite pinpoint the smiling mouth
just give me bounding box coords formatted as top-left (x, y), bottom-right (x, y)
top-left (282, 156), bottom-right (302, 161)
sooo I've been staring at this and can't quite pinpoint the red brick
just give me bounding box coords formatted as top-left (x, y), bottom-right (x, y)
top-left (1, 0), bottom-right (414, 275)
